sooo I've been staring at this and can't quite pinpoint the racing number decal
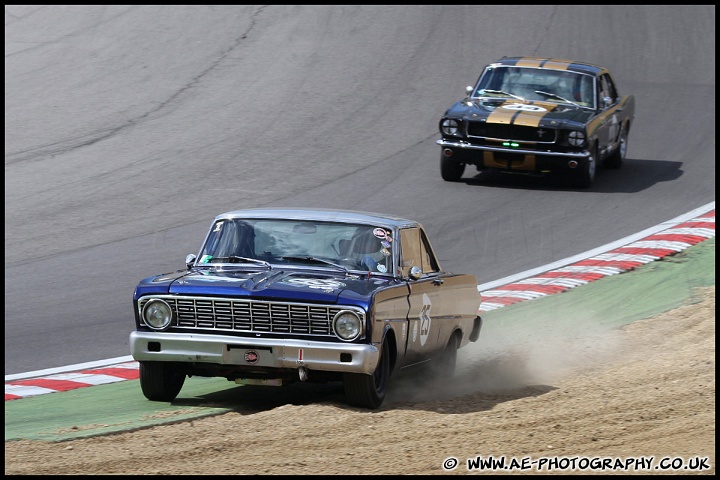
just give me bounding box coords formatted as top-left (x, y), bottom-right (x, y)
top-left (608, 113), bottom-right (619, 142)
top-left (283, 278), bottom-right (346, 292)
top-left (502, 103), bottom-right (548, 113)
top-left (419, 293), bottom-right (432, 346)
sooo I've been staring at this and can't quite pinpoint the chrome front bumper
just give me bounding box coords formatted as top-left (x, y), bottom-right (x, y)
top-left (129, 331), bottom-right (379, 375)
top-left (437, 139), bottom-right (589, 158)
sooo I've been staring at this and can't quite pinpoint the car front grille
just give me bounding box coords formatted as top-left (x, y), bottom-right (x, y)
top-left (467, 122), bottom-right (557, 143)
top-left (139, 296), bottom-right (359, 336)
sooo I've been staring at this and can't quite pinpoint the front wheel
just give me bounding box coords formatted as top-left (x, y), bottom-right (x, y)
top-left (344, 340), bottom-right (390, 409)
top-left (440, 153), bottom-right (465, 182)
top-left (139, 361), bottom-right (186, 402)
top-left (604, 124), bottom-right (628, 169)
top-left (574, 145), bottom-right (597, 188)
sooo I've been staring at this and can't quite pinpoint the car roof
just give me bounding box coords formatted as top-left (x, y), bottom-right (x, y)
top-left (489, 56), bottom-right (607, 76)
top-left (214, 207), bottom-right (420, 229)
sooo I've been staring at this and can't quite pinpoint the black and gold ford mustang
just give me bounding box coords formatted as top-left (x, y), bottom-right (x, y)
top-left (437, 56), bottom-right (635, 187)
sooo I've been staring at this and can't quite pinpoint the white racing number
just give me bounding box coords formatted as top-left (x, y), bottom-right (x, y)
top-left (283, 278), bottom-right (346, 293)
top-left (502, 103), bottom-right (548, 112)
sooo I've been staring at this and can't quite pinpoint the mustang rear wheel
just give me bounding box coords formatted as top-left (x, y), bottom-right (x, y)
top-left (344, 339), bottom-right (390, 409)
top-left (139, 361), bottom-right (186, 402)
top-left (440, 153), bottom-right (465, 182)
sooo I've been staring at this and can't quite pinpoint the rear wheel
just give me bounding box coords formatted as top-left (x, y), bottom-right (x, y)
top-left (139, 361), bottom-right (186, 402)
top-left (344, 339), bottom-right (390, 409)
top-left (432, 333), bottom-right (460, 379)
top-left (440, 153), bottom-right (465, 181)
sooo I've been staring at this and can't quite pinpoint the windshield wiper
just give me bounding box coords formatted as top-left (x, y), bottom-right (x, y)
top-left (280, 256), bottom-right (349, 273)
top-left (207, 256), bottom-right (272, 268)
top-left (479, 89), bottom-right (525, 101)
top-left (535, 90), bottom-right (580, 107)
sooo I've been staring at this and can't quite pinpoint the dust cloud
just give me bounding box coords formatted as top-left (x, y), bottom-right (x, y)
top-left (386, 308), bottom-right (626, 405)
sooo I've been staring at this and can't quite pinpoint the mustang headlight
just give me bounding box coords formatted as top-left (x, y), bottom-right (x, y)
top-left (333, 310), bottom-right (363, 341)
top-left (440, 118), bottom-right (460, 136)
top-left (568, 130), bottom-right (586, 147)
top-left (142, 299), bottom-right (173, 330)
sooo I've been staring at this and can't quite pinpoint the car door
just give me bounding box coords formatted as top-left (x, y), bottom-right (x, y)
top-left (398, 227), bottom-right (448, 366)
top-left (595, 73), bottom-right (621, 157)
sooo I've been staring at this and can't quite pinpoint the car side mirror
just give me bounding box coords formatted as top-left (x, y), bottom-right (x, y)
top-left (185, 254), bottom-right (197, 269)
top-left (602, 96), bottom-right (613, 108)
top-left (408, 265), bottom-right (422, 280)
top-left (465, 85), bottom-right (474, 97)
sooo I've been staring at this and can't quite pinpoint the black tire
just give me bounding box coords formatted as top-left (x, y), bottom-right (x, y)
top-left (574, 144), bottom-right (597, 188)
top-left (139, 361), bottom-right (186, 402)
top-left (433, 333), bottom-right (460, 379)
top-left (440, 153), bottom-right (465, 182)
top-left (604, 124), bottom-right (627, 169)
top-left (344, 339), bottom-right (390, 409)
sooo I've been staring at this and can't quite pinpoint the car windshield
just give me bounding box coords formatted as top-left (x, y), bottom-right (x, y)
top-left (197, 218), bottom-right (394, 275)
top-left (474, 66), bottom-right (595, 108)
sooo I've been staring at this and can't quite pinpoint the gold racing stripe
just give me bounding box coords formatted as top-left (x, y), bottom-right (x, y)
top-left (486, 100), bottom-right (518, 124)
top-left (520, 154), bottom-right (536, 170)
top-left (515, 58), bottom-right (543, 68)
top-left (512, 109), bottom-right (546, 128)
top-left (483, 151), bottom-right (536, 171)
top-left (515, 57), bottom-right (572, 70)
top-left (541, 58), bottom-right (573, 70)
top-left (483, 151), bottom-right (498, 166)
top-left (486, 101), bottom-right (557, 128)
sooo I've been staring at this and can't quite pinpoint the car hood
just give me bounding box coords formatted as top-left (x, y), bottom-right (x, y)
top-left (445, 98), bottom-right (593, 126)
top-left (135, 267), bottom-right (397, 305)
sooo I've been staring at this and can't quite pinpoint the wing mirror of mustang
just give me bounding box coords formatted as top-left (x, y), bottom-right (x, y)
top-left (185, 254), bottom-right (197, 269)
top-left (409, 265), bottom-right (423, 281)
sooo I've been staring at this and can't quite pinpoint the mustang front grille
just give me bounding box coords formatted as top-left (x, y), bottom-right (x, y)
top-left (138, 296), bottom-right (359, 336)
top-left (466, 122), bottom-right (557, 143)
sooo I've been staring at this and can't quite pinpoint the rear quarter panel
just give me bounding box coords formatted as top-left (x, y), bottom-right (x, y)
top-left (437, 273), bottom-right (482, 349)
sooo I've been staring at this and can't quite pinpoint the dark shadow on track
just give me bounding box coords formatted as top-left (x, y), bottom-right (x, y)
top-left (461, 159), bottom-right (684, 193)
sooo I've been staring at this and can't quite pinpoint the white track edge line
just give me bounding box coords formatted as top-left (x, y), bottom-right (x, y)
top-left (476, 201), bottom-right (714, 292)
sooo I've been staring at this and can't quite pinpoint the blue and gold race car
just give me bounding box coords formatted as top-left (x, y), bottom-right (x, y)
top-left (130, 208), bottom-right (483, 409)
top-left (437, 56), bottom-right (635, 187)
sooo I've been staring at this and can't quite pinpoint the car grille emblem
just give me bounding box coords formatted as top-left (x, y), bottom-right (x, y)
top-left (537, 129), bottom-right (546, 138)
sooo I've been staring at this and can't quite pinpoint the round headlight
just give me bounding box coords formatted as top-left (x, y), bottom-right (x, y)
top-left (441, 118), bottom-right (460, 136)
top-left (142, 299), bottom-right (173, 330)
top-left (333, 310), bottom-right (363, 341)
top-left (568, 130), bottom-right (586, 147)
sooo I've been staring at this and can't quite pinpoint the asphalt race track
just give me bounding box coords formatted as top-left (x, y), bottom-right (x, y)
top-left (4, 5), bottom-right (715, 375)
